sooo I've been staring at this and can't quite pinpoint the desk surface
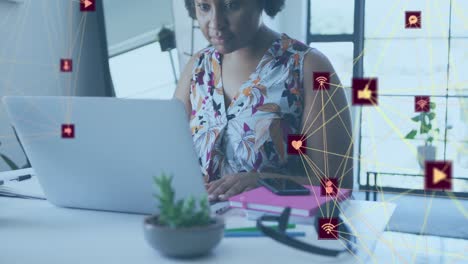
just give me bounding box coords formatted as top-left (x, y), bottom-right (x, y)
top-left (0, 197), bottom-right (397, 264)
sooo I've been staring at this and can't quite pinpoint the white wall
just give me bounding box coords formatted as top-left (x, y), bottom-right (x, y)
top-left (103, 0), bottom-right (174, 56)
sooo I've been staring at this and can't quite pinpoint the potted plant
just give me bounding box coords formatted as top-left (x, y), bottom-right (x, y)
top-left (404, 101), bottom-right (439, 169)
top-left (143, 173), bottom-right (224, 258)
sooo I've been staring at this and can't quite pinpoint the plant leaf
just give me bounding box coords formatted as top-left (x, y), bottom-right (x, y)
top-left (153, 172), bottom-right (211, 228)
top-left (411, 115), bottom-right (420, 122)
top-left (405, 130), bottom-right (417, 139)
top-left (428, 112), bottom-right (435, 120)
top-left (421, 122), bottom-right (431, 134)
top-left (430, 102), bottom-right (436, 109)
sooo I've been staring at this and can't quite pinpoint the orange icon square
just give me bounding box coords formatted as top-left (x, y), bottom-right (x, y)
top-left (406, 11), bottom-right (421, 29)
top-left (287, 134), bottom-right (306, 155)
top-left (318, 217), bottom-right (339, 240)
top-left (425, 161), bottom-right (452, 191)
top-left (352, 78), bottom-right (378, 106)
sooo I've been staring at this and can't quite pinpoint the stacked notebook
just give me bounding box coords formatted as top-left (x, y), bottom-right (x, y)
top-left (228, 185), bottom-right (352, 222)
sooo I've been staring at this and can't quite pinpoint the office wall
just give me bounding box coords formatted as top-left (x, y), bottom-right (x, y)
top-left (103, 0), bottom-right (174, 56)
top-left (0, 0), bottom-right (114, 171)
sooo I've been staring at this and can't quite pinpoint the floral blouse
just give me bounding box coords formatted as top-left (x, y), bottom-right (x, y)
top-left (189, 34), bottom-right (312, 183)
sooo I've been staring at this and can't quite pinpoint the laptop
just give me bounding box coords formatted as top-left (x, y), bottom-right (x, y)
top-left (2, 96), bottom-right (207, 215)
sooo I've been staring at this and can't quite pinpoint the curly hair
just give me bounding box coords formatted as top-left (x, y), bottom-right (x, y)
top-left (184, 0), bottom-right (285, 19)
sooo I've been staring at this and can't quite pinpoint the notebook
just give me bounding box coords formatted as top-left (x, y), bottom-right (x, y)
top-left (229, 185), bottom-right (352, 217)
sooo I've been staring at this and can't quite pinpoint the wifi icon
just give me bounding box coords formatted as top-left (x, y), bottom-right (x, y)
top-left (318, 217), bottom-right (339, 239)
top-left (415, 96), bottom-right (430, 112)
top-left (316, 76), bottom-right (327, 85)
top-left (321, 223), bottom-right (335, 234)
top-left (313, 72), bottom-right (330, 90)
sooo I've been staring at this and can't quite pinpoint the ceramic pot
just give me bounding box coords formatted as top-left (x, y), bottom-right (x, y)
top-left (143, 215), bottom-right (224, 258)
top-left (417, 145), bottom-right (436, 169)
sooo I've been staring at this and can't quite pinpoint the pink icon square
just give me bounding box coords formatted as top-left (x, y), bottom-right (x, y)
top-left (61, 124), bottom-right (75, 139)
top-left (415, 96), bottom-right (430, 112)
top-left (287, 134), bottom-right (307, 155)
top-left (313, 72), bottom-right (330, 90)
top-left (80, 0), bottom-right (96, 12)
top-left (320, 178), bottom-right (338, 197)
top-left (60, 59), bottom-right (72, 72)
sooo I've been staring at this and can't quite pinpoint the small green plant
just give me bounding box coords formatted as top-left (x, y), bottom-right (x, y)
top-left (153, 173), bottom-right (211, 228)
top-left (405, 101), bottom-right (440, 145)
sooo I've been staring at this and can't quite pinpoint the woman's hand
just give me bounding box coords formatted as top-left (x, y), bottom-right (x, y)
top-left (207, 172), bottom-right (260, 201)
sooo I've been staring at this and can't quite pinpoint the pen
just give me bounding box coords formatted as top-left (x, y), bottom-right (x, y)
top-left (0, 174), bottom-right (31, 185)
top-left (0, 168), bottom-right (34, 185)
top-left (224, 231), bottom-right (305, 238)
top-left (226, 224), bottom-right (296, 232)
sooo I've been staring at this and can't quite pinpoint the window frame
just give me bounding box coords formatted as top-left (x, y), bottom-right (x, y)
top-left (306, 0), bottom-right (468, 197)
top-left (307, 0), bottom-right (365, 191)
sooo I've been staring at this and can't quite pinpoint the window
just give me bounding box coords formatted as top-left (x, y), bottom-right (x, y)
top-left (308, 0), bottom-right (468, 194)
top-left (103, 0), bottom-right (179, 99)
top-left (108, 43), bottom-right (178, 99)
top-left (307, 0), bottom-right (364, 189)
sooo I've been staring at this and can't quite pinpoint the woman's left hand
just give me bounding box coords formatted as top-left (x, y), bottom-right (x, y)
top-left (207, 172), bottom-right (260, 201)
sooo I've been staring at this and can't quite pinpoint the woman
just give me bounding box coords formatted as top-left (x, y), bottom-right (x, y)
top-left (174, 0), bottom-right (353, 202)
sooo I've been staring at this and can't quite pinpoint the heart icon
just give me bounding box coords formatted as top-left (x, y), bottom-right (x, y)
top-left (291, 140), bottom-right (302, 150)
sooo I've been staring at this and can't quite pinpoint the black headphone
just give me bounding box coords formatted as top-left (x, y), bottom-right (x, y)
top-left (256, 201), bottom-right (357, 257)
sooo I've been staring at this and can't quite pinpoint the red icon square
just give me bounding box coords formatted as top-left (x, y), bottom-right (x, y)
top-left (425, 161), bottom-right (452, 191)
top-left (60, 59), bottom-right (72, 72)
top-left (80, 0), bottom-right (95, 12)
top-left (405, 11), bottom-right (421, 29)
top-left (318, 217), bottom-right (339, 240)
top-left (415, 96), bottom-right (430, 112)
top-left (287, 134), bottom-right (306, 155)
top-left (352, 78), bottom-right (378, 106)
top-left (313, 72), bottom-right (330, 90)
top-left (321, 178), bottom-right (338, 197)
top-left (61, 124), bottom-right (75, 139)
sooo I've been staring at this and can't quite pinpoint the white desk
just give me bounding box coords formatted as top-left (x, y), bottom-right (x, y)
top-left (0, 197), bottom-right (396, 264)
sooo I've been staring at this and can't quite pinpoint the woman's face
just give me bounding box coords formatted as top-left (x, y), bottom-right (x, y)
top-left (194, 0), bottom-right (263, 54)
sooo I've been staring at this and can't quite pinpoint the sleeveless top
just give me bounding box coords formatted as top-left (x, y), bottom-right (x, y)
top-left (189, 34), bottom-right (312, 183)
